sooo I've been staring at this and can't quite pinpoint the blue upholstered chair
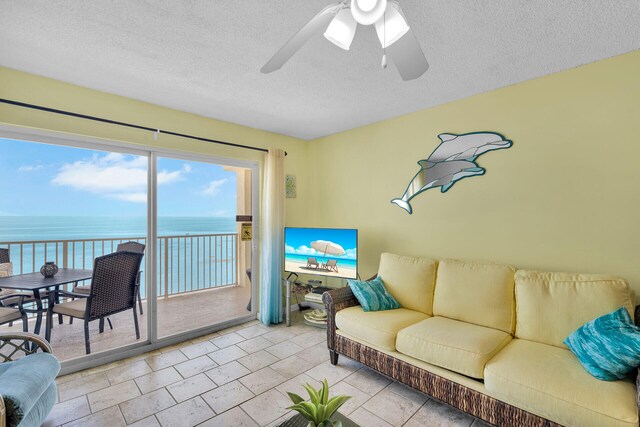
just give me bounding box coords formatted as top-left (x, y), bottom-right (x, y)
top-left (0, 332), bottom-right (59, 427)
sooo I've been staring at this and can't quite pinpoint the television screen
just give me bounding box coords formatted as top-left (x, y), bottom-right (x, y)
top-left (284, 227), bottom-right (358, 280)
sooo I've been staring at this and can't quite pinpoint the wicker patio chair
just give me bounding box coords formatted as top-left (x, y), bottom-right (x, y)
top-left (0, 294), bottom-right (27, 332)
top-left (0, 249), bottom-right (8, 264)
top-left (73, 241), bottom-right (145, 315)
top-left (45, 251), bottom-right (144, 354)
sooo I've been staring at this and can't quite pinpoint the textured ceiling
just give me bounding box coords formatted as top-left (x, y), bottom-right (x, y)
top-left (0, 1), bottom-right (639, 140)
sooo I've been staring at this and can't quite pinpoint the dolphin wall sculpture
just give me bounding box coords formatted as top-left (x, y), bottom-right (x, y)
top-left (391, 132), bottom-right (512, 214)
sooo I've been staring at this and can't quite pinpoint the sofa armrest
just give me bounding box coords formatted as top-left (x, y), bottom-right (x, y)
top-left (323, 286), bottom-right (360, 351)
top-left (0, 333), bottom-right (52, 362)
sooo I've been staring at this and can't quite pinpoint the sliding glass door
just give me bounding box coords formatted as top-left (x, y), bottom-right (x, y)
top-left (0, 137), bottom-right (149, 362)
top-left (155, 156), bottom-right (255, 339)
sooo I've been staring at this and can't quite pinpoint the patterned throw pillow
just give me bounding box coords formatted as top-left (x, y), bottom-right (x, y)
top-left (0, 263), bottom-right (12, 278)
top-left (348, 276), bottom-right (401, 312)
top-left (564, 307), bottom-right (640, 381)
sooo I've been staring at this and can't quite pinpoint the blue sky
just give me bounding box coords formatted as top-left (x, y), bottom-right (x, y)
top-left (285, 227), bottom-right (357, 259)
top-left (0, 138), bottom-right (237, 217)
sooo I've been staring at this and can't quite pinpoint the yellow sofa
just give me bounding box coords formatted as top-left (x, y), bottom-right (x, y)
top-left (324, 253), bottom-right (639, 427)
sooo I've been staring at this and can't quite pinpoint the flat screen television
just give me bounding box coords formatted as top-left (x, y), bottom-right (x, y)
top-left (284, 227), bottom-right (358, 280)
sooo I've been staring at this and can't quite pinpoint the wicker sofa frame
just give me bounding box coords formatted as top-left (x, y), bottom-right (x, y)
top-left (323, 286), bottom-right (640, 427)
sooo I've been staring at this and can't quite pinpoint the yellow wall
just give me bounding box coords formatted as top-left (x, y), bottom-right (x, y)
top-left (309, 51), bottom-right (640, 302)
top-left (0, 66), bottom-right (311, 226)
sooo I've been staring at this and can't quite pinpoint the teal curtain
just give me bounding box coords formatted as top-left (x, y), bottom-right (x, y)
top-left (260, 149), bottom-right (285, 325)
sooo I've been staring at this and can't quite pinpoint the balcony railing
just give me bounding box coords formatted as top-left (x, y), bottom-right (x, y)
top-left (0, 233), bottom-right (238, 299)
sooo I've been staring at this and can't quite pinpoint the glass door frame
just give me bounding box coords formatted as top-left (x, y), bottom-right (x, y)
top-left (0, 125), bottom-right (260, 375)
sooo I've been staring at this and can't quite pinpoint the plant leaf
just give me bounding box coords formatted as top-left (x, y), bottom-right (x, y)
top-left (287, 403), bottom-right (313, 420)
top-left (325, 395), bottom-right (351, 418)
top-left (320, 379), bottom-right (329, 405)
top-left (287, 392), bottom-right (305, 405)
top-left (299, 401), bottom-right (319, 423)
top-left (303, 383), bottom-right (321, 406)
top-left (317, 403), bottom-right (327, 424)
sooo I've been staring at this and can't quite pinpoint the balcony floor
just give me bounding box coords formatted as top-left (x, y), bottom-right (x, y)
top-left (0, 284), bottom-right (252, 362)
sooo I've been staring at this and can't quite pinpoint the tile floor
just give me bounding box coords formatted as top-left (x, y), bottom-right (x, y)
top-left (46, 318), bottom-right (491, 427)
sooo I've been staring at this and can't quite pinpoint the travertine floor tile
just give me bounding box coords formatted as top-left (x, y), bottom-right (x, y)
top-left (208, 345), bottom-right (248, 365)
top-left (210, 331), bottom-right (244, 349)
top-left (167, 373), bottom-right (217, 403)
top-left (146, 350), bottom-right (189, 371)
top-left (201, 380), bottom-right (254, 414)
top-left (87, 380), bottom-right (141, 413)
top-left (275, 373), bottom-right (320, 398)
top-left (64, 405), bottom-right (126, 427)
top-left (349, 407), bottom-right (394, 427)
top-left (237, 350), bottom-right (279, 372)
top-left (236, 336), bottom-right (273, 354)
top-left (240, 389), bottom-right (292, 426)
top-left (58, 372), bottom-right (111, 402)
top-left (106, 360), bottom-right (153, 385)
top-left (296, 342), bottom-right (330, 365)
top-left (128, 416), bottom-right (161, 427)
top-left (363, 387), bottom-right (424, 426)
top-left (175, 354), bottom-right (218, 378)
top-left (236, 324), bottom-right (269, 339)
top-left (205, 360), bottom-right (251, 386)
top-left (180, 340), bottom-right (218, 359)
top-left (305, 360), bottom-right (355, 385)
top-left (198, 406), bottom-right (258, 427)
top-left (156, 396), bottom-right (214, 427)
top-left (265, 341), bottom-right (303, 359)
top-left (289, 330), bottom-right (327, 349)
top-left (404, 399), bottom-right (475, 427)
top-left (238, 367), bottom-right (287, 395)
top-left (42, 395), bottom-right (90, 426)
top-left (262, 328), bottom-right (297, 344)
top-left (135, 367), bottom-right (183, 394)
top-left (119, 388), bottom-right (176, 424)
top-left (329, 381), bottom-right (371, 416)
top-left (344, 366), bottom-right (392, 396)
top-left (269, 355), bottom-right (314, 379)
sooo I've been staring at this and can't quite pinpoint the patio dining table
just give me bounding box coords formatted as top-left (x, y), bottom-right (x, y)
top-left (0, 268), bottom-right (93, 336)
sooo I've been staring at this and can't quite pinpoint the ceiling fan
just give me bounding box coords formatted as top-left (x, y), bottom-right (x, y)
top-left (260, 0), bottom-right (429, 81)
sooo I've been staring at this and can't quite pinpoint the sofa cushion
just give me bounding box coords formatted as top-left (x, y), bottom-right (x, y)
top-left (396, 316), bottom-right (512, 379)
top-left (515, 270), bottom-right (634, 348)
top-left (377, 253), bottom-right (437, 315)
top-left (348, 276), bottom-right (400, 312)
top-left (433, 259), bottom-right (515, 333)
top-left (485, 339), bottom-right (638, 427)
top-left (564, 307), bottom-right (640, 381)
top-left (335, 306), bottom-right (429, 351)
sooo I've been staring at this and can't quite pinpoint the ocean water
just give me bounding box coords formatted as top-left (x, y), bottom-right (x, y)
top-left (0, 216), bottom-right (238, 296)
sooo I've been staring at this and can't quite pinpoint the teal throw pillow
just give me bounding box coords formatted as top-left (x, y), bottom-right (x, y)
top-left (564, 307), bottom-right (640, 381)
top-left (348, 276), bottom-right (400, 312)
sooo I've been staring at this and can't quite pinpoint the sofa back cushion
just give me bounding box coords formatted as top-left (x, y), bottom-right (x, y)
top-left (378, 253), bottom-right (437, 315)
top-left (433, 259), bottom-right (516, 334)
top-left (515, 270), bottom-right (634, 348)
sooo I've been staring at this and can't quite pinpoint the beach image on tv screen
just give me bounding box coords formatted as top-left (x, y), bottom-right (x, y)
top-left (285, 227), bottom-right (357, 279)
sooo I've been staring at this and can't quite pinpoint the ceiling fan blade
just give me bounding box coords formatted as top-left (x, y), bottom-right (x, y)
top-left (386, 28), bottom-right (429, 81)
top-left (261, 3), bottom-right (343, 74)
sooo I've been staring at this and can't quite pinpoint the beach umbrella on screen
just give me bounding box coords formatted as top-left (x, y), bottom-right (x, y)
top-left (311, 240), bottom-right (345, 262)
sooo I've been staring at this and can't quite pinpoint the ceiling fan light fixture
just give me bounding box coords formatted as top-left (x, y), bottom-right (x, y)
top-left (375, 1), bottom-right (410, 48)
top-left (350, 0), bottom-right (387, 25)
top-left (324, 7), bottom-right (358, 50)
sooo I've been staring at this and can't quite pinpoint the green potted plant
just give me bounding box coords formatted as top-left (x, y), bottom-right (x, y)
top-left (287, 379), bottom-right (351, 427)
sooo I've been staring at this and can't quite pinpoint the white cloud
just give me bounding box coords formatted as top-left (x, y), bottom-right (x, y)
top-left (109, 192), bottom-right (147, 203)
top-left (18, 164), bottom-right (43, 172)
top-left (52, 153), bottom-right (184, 203)
top-left (201, 178), bottom-right (228, 196)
